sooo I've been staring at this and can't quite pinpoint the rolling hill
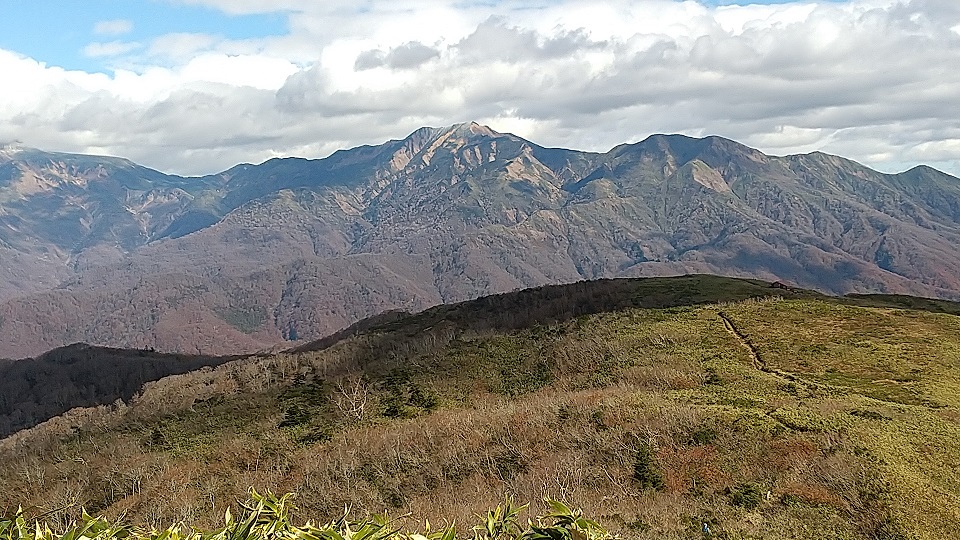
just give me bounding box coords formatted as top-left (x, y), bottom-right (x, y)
top-left (2, 276), bottom-right (960, 539)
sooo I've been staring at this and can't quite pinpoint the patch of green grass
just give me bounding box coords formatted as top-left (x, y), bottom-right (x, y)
top-left (768, 407), bottom-right (836, 433)
top-left (721, 300), bottom-right (960, 408)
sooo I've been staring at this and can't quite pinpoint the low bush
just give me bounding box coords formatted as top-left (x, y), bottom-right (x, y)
top-left (728, 482), bottom-right (764, 509)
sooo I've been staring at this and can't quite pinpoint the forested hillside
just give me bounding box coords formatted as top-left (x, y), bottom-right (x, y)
top-left (0, 344), bottom-right (236, 438)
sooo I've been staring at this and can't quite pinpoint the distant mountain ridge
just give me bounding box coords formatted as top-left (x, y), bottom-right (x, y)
top-left (1, 122), bottom-right (959, 357)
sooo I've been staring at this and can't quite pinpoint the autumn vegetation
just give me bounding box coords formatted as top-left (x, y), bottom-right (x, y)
top-left (2, 276), bottom-right (960, 539)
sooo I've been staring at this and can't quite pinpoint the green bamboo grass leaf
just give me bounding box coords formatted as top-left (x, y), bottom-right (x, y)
top-left (1, 493), bottom-right (612, 540)
top-left (289, 526), bottom-right (339, 540)
top-left (542, 502), bottom-right (571, 519)
top-left (521, 528), bottom-right (570, 540)
top-left (426, 525), bottom-right (456, 540)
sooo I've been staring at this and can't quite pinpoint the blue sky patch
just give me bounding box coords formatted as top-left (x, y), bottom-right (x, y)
top-left (0, 0), bottom-right (287, 72)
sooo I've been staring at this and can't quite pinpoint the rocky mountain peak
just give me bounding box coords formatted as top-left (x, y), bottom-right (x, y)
top-left (0, 143), bottom-right (29, 163)
top-left (445, 121), bottom-right (500, 138)
top-left (404, 122), bottom-right (504, 168)
top-left (428, 121), bottom-right (502, 147)
top-left (384, 123), bottom-right (501, 173)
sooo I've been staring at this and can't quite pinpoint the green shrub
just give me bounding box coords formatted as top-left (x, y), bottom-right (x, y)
top-left (703, 366), bottom-right (723, 386)
top-left (633, 442), bottom-right (665, 490)
top-left (381, 370), bottom-right (439, 419)
top-left (499, 358), bottom-right (553, 397)
top-left (278, 404), bottom-right (311, 428)
top-left (728, 482), bottom-right (764, 509)
top-left (687, 425), bottom-right (718, 446)
top-left (850, 409), bottom-right (888, 421)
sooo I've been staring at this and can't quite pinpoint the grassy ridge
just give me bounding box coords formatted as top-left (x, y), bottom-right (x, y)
top-left (2, 277), bottom-right (960, 539)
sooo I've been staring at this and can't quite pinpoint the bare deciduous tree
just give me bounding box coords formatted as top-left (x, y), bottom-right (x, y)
top-left (334, 376), bottom-right (369, 422)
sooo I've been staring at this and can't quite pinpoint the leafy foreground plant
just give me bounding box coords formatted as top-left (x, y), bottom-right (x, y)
top-left (0, 491), bottom-right (611, 540)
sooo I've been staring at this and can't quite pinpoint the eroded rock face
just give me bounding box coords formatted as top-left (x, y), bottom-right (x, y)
top-left (2, 124), bottom-right (960, 357)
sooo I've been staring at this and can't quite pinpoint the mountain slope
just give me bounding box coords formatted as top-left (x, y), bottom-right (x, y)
top-left (2, 125), bottom-right (960, 357)
top-left (0, 344), bottom-right (237, 438)
top-left (3, 276), bottom-right (959, 539)
top-left (0, 145), bottom-right (221, 301)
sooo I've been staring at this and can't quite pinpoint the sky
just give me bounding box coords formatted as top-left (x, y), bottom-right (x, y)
top-left (1, 0), bottom-right (959, 177)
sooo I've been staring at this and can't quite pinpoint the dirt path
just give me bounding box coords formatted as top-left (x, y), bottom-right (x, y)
top-left (717, 311), bottom-right (819, 391)
top-left (718, 311), bottom-right (766, 373)
top-left (717, 311), bottom-right (945, 416)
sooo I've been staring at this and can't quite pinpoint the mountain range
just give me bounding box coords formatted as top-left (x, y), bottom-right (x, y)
top-left (2, 123), bottom-right (960, 358)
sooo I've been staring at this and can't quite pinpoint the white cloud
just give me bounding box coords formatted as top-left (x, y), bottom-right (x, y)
top-left (93, 19), bottom-right (134, 36)
top-left (83, 41), bottom-right (142, 58)
top-left (148, 33), bottom-right (219, 61)
top-left (179, 54), bottom-right (299, 90)
top-left (1, 0), bottom-right (959, 178)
